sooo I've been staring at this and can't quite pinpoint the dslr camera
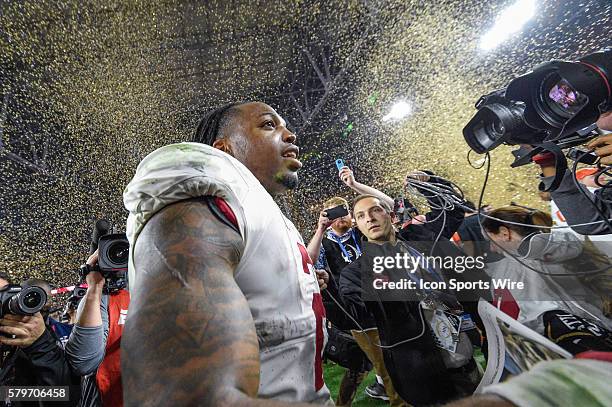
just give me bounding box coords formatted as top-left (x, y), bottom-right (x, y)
top-left (0, 284), bottom-right (47, 318)
top-left (67, 286), bottom-right (87, 309)
top-left (60, 286), bottom-right (86, 322)
top-left (464, 49), bottom-right (611, 158)
top-left (80, 219), bottom-right (129, 292)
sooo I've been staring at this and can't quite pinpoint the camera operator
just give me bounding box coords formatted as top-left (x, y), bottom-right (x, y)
top-left (0, 279), bottom-right (80, 407)
top-left (462, 49), bottom-right (612, 237)
top-left (65, 250), bottom-right (129, 407)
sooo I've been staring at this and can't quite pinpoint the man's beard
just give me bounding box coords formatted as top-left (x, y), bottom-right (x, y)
top-left (333, 219), bottom-right (351, 233)
top-left (279, 172), bottom-right (299, 190)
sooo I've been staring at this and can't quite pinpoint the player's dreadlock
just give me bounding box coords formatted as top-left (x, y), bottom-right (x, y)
top-left (193, 102), bottom-right (241, 145)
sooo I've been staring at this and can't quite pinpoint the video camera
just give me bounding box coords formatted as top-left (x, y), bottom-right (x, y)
top-left (0, 284), bottom-right (47, 318)
top-left (79, 219), bottom-right (128, 292)
top-left (464, 49), bottom-right (611, 161)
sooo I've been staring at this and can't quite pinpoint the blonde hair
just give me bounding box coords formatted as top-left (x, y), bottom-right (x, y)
top-left (323, 197), bottom-right (349, 210)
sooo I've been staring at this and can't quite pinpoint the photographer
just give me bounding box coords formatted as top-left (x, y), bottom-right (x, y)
top-left (0, 279), bottom-right (80, 407)
top-left (307, 196), bottom-right (390, 406)
top-left (65, 250), bottom-right (129, 407)
top-left (23, 280), bottom-right (73, 350)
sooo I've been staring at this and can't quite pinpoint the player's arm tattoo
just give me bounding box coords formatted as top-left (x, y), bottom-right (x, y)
top-left (122, 200), bottom-right (314, 406)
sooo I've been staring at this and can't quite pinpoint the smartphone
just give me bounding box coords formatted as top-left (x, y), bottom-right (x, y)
top-left (325, 204), bottom-right (349, 221)
top-left (335, 159), bottom-right (345, 171)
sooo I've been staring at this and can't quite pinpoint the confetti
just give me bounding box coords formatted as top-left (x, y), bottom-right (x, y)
top-left (0, 0), bottom-right (609, 292)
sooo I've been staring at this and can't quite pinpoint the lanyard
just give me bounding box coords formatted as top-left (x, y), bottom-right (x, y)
top-left (330, 229), bottom-right (362, 262)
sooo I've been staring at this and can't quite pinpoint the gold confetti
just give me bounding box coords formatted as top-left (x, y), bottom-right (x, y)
top-left (1, 0), bottom-right (609, 294)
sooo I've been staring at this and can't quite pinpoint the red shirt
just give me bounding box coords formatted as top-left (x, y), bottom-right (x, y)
top-left (96, 289), bottom-right (130, 407)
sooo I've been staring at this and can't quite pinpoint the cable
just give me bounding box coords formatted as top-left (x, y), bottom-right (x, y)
top-left (401, 155), bottom-right (611, 278)
top-left (466, 204), bottom-right (612, 231)
top-left (467, 150), bottom-right (487, 169)
top-left (403, 177), bottom-right (457, 257)
top-left (322, 267), bottom-right (427, 350)
top-left (474, 152), bottom-right (611, 277)
top-left (429, 204), bottom-right (447, 256)
top-left (324, 285), bottom-right (427, 349)
top-left (593, 164), bottom-right (612, 204)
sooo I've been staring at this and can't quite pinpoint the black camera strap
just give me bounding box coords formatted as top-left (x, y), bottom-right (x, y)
top-left (537, 141), bottom-right (568, 192)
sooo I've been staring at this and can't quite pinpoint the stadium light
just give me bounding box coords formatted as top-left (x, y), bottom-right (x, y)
top-left (383, 101), bottom-right (412, 122)
top-left (480, 0), bottom-right (536, 51)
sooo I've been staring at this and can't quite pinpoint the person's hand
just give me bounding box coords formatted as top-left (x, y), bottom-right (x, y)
top-left (339, 166), bottom-right (356, 188)
top-left (412, 214), bottom-right (426, 225)
top-left (85, 249), bottom-right (105, 290)
top-left (315, 269), bottom-right (329, 291)
top-left (0, 312), bottom-right (46, 347)
top-left (405, 170), bottom-right (430, 186)
top-left (596, 111), bottom-right (612, 131)
top-left (587, 133), bottom-right (612, 165)
top-left (405, 214), bottom-right (426, 226)
top-left (316, 210), bottom-right (333, 232)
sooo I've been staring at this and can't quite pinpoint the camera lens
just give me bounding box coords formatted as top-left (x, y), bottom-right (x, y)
top-left (8, 286), bottom-right (46, 315)
top-left (464, 100), bottom-right (529, 153)
top-left (107, 241), bottom-right (129, 266)
top-left (23, 291), bottom-right (42, 309)
top-left (488, 118), bottom-right (505, 135)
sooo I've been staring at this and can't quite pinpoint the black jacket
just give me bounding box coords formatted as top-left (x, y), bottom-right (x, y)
top-left (1, 325), bottom-right (81, 407)
top-left (338, 232), bottom-right (491, 404)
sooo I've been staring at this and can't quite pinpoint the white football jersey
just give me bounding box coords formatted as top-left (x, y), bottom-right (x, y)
top-left (124, 142), bottom-right (331, 404)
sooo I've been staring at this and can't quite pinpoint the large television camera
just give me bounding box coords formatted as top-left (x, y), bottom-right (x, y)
top-left (80, 219), bottom-right (128, 292)
top-left (463, 49), bottom-right (611, 163)
top-left (0, 284), bottom-right (47, 318)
